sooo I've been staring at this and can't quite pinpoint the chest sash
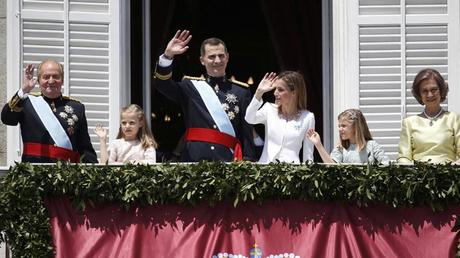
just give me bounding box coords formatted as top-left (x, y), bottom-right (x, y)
top-left (28, 95), bottom-right (73, 150)
top-left (190, 80), bottom-right (236, 137)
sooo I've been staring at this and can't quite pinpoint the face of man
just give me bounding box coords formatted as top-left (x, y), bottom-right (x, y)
top-left (39, 61), bottom-right (63, 99)
top-left (200, 43), bottom-right (229, 77)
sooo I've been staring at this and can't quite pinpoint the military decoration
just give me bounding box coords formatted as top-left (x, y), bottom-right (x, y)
top-left (50, 101), bottom-right (57, 112)
top-left (222, 93), bottom-right (239, 120)
top-left (58, 105), bottom-right (78, 136)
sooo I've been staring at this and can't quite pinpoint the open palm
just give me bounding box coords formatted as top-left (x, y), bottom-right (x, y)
top-left (165, 30), bottom-right (192, 57)
top-left (22, 64), bottom-right (37, 93)
top-left (257, 72), bottom-right (277, 93)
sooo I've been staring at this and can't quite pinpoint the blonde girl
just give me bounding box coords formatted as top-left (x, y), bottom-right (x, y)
top-left (307, 109), bottom-right (388, 164)
top-left (94, 104), bottom-right (158, 164)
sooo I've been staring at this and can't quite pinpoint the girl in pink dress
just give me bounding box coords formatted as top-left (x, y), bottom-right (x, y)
top-left (94, 104), bottom-right (158, 164)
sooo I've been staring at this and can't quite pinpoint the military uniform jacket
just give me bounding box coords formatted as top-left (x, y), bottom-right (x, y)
top-left (154, 63), bottom-right (256, 162)
top-left (1, 91), bottom-right (97, 163)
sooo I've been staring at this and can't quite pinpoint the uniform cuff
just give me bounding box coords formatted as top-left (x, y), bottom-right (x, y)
top-left (17, 89), bottom-right (28, 99)
top-left (158, 54), bottom-right (173, 67)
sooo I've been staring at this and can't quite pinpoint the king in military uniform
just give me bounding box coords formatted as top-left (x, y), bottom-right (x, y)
top-left (1, 59), bottom-right (97, 163)
top-left (154, 30), bottom-right (256, 162)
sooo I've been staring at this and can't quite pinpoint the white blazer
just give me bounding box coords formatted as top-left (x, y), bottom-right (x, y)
top-left (245, 97), bottom-right (315, 163)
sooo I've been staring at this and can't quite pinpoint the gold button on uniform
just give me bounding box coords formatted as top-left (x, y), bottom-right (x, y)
top-left (213, 125), bottom-right (217, 129)
top-left (210, 146), bottom-right (215, 150)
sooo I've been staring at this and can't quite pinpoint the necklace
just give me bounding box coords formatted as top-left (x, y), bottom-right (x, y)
top-left (280, 111), bottom-right (300, 121)
top-left (423, 108), bottom-right (443, 126)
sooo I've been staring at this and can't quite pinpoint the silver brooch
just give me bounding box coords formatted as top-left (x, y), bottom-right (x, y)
top-left (228, 111), bottom-right (235, 120)
top-left (225, 93), bottom-right (238, 104)
top-left (60, 105), bottom-right (78, 136)
top-left (221, 103), bottom-right (229, 111)
top-left (64, 105), bottom-right (74, 113)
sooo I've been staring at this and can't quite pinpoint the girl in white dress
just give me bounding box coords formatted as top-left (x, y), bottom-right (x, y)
top-left (245, 71), bottom-right (315, 163)
top-left (307, 109), bottom-right (388, 164)
top-left (94, 104), bottom-right (158, 164)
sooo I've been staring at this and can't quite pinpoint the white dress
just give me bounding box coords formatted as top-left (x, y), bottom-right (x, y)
top-left (245, 97), bottom-right (315, 163)
top-left (108, 138), bottom-right (156, 164)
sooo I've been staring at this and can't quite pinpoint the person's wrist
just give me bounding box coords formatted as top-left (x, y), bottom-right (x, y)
top-left (255, 89), bottom-right (264, 98)
top-left (21, 85), bottom-right (31, 93)
top-left (163, 52), bottom-right (174, 60)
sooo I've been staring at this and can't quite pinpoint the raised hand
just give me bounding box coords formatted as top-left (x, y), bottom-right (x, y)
top-left (94, 124), bottom-right (108, 140)
top-left (254, 72), bottom-right (277, 100)
top-left (306, 128), bottom-right (321, 146)
top-left (164, 30), bottom-right (192, 59)
top-left (22, 64), bottom-right (37, 94)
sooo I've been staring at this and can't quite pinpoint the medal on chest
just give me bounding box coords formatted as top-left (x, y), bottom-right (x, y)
top-left (58, 105), bottom-right (78, 135)
top-left (221, 93), bottom-right (239, 120)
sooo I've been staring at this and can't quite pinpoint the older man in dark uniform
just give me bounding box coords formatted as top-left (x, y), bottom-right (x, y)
top-left (1, 59), bottom-right (97, 163)
top-left (154, 30), bottom-right (255, 162)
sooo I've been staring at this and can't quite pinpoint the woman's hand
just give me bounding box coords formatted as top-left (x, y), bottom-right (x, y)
top-left (254, 72), bottom-right (277, 100)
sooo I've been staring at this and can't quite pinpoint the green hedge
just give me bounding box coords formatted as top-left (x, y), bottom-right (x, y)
top-left (0, 161), bottom-right (459, 257)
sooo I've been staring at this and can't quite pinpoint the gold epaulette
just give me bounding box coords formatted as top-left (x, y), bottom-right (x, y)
top-left (30, 91), bottom-right (42, 96)
top-left (62, 95), bottom-right (81, 103)
top-left (182, 75), bottom-right (205, 81)
top-left (229, 78), bottom-right (249, 88)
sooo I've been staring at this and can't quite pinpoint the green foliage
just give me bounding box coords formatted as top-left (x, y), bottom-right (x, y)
top-left (0, 161), bottom-right (459, 257)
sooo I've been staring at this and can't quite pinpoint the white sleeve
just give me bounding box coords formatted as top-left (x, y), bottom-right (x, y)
top-left (158, 54), bottom-right (173, 67)
top-left (302, 113), bottom-right (315, 162)
top-left (17, 89), bottom-right (28, 99)
top-left (142, 147), bottom-right (157, 164)
top-left (108, 141), bottom-right (117, 163)
top-left (244, 96), bottom-right (267, 125)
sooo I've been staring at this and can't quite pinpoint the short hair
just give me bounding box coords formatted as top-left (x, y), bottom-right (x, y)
top-left (411, 68), bottom-right (449, 105)
top-left (338, 109), bottom-right (373, 151)
top-left (37, 59), bottom-right (64, 80)
top-left (277, 71), bottom-right (308, 111)
top-left (200, 37), bottom-right (227, 56)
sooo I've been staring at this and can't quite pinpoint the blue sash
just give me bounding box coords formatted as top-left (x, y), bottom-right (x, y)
top-left (191, 80), bottom-right (236, 137)
top-left (28, 95), bottom-right (73, 150)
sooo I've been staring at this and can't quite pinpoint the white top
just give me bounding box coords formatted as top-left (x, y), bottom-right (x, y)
top-left (108, 138), bottom-right (156, 164)
top-left (245, 97), bottom-right (315, 164)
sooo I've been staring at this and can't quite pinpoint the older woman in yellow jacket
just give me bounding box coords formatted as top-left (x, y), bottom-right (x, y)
top-left (398, 68), bottom-right (460, 164)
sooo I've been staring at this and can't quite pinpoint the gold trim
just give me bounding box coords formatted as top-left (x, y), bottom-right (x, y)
top-left (229, 78), bottom-right (249, 88)
top-left (154, 71), bottom-right (172, 81)
top-left (182, 75), bottom-right (205, 81)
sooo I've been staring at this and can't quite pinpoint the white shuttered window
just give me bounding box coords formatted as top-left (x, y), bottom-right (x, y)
top-left (337, 0), bottom-right (460, 160)
top-left (6, 0), bottom-right (124, 164)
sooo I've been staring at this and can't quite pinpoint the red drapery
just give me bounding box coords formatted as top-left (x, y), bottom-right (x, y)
top-left (45, 198), bottom-right (460, 258)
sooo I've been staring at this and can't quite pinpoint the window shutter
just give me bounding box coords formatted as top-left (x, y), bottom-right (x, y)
top-left (7, 0), bottom-right (123, 164)
top-left (342, 0), bottom-right (460, 160)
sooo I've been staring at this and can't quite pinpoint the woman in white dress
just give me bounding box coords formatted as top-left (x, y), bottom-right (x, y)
top-left (244, 71), bottom-right (315, 163)
top-left (94, 104), bottom-right (158, 164)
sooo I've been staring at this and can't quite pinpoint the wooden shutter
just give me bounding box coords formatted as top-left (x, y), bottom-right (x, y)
top-left (340, 0), bottom-right (460, 160)
top-left (7, 0), bottom-right (124, 164)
